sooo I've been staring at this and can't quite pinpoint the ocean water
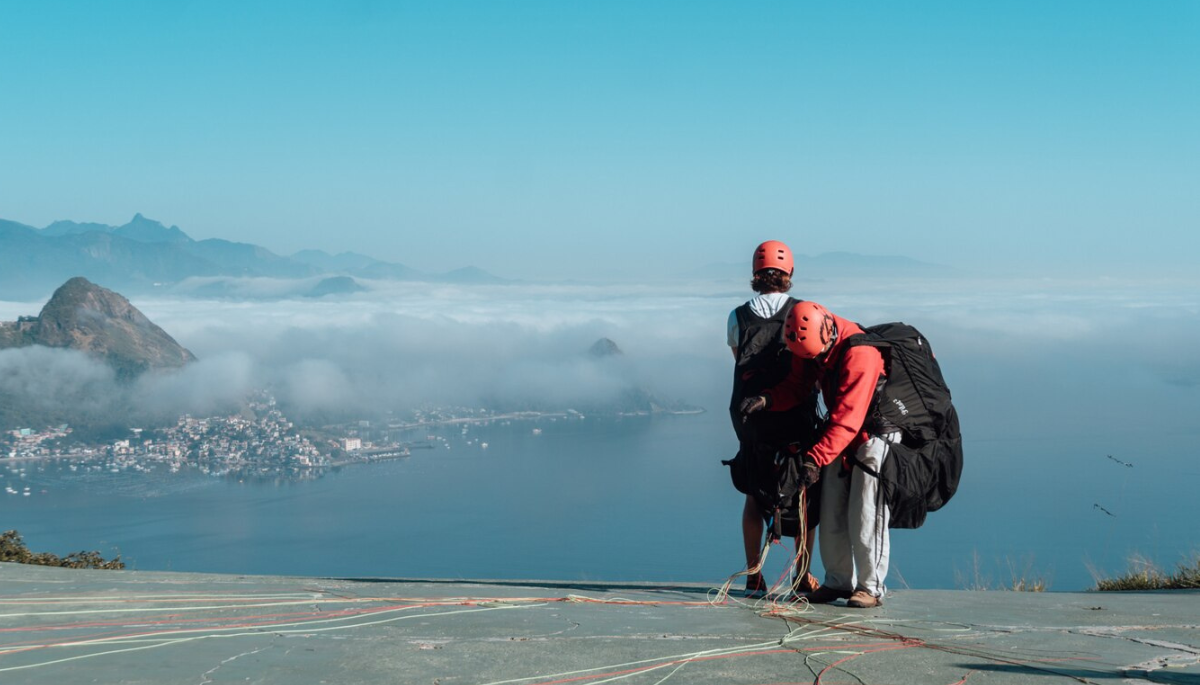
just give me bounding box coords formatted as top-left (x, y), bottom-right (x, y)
top-left (4, 415), bottom-right (743, 582)
top-left (4, 407), bottom-right (1194, 591)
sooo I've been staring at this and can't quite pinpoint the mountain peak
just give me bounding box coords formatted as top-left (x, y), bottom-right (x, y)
top-left (438, 266), bottom-right (508, 284)
top-left (56, 275), bottom-right (97, 295)
top-left (588, 338), bottom-right (623, 357)
top-left (2, 277), bottom-right (197, 380)
top-left (115, 214), bottom-right (192, 244)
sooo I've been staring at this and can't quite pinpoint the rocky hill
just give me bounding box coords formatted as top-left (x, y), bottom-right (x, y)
top-left (0, 277), bottom-right (196, 380)
top-left (588, 337), bottom-right (623, 357)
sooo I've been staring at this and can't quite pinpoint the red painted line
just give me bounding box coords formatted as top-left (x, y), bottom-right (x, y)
top-left (526, 649), bottom-right (799, 685)
top-left (815, 642), bottom-right (920, 685)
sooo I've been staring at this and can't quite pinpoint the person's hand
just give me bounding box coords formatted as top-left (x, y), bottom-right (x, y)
top-left (800, 459), bottom-right (821, 488)
top-left (738, 395), bottom-right (769, 421)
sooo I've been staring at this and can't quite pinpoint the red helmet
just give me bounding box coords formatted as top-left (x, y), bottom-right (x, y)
top-left (753, 240), bottom-right (793, 276)
top-left (784, 301), bottom-right (836, 359)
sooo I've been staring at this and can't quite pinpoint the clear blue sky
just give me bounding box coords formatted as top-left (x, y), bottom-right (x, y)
top-left (1, 1), bottom-right (1196, 279)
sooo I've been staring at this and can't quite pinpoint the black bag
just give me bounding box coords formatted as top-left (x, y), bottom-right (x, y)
top-left (843, 323), bottom-right (963, 529)
top-left (724, 442), bottom-right (809, 538)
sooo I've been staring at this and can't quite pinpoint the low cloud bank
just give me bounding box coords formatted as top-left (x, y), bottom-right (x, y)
top-left (2, 276), bottom-right (1196, 433)
top-left (0, 348), bottom-right (254, 430)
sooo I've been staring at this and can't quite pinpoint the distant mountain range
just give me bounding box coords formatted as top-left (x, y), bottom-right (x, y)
top-left (693, 251), bottom-right (955, 280)
top-left (0, 277), bottom-right (195, 381)
top-left (0, 213), bottom-right (951, 302)
top-left (0, 214), bottom-right (508, 300)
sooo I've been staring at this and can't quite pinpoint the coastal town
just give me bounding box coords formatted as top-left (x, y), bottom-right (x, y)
top-left (0, 392), bottom-right (417, 487)
top-left (0, 392), bottom-right (630, 492)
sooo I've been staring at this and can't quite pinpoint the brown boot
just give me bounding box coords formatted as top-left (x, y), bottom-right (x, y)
top-left (793, 572), bottom-right (820, 594)
top-left (847, 589), bottom-right (883, 608)
top-left (803, 585), bottom-right (852, 604)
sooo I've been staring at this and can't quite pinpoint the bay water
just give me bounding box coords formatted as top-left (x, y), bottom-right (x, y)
top-left (4, 408), bottom-right (1194, 591)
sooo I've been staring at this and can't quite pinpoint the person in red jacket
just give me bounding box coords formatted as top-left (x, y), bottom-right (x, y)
top-left (741, 300), bottom-right (897, 608)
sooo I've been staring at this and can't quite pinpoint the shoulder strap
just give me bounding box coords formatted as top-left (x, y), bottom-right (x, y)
top-left (829, 324), bottom-right (872, 373)
top-left (733, 301), bottom-right (753, 332)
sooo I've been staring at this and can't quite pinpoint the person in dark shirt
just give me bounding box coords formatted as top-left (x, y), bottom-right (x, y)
top-left (727, 241), bottom-right (821, 598)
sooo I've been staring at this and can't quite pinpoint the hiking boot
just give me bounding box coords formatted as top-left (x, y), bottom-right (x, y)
top-left (847, 590), bottom-right (883, 608)
top-left (793, 572), bottom-right (820, 594)
top-left (743, 573), bottom-right (768, 599)
top-left (803, 585), bottom-right (852, 604)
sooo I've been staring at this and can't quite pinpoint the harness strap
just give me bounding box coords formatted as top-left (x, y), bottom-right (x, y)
top-left (847, 450), bottom-right (882, 479)
top-left (771, 509), bottom-right (783, 541)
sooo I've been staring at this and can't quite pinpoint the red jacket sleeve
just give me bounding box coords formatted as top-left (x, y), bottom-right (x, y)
top-left (805, 346), bottom-right (884, 467)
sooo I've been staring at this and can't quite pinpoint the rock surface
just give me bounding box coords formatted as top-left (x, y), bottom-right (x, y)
top-left (0, 277), bottom-right (195, 379)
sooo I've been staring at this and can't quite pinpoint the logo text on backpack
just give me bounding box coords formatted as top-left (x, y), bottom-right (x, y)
top-left (892, 397), bottom-right (910, 416)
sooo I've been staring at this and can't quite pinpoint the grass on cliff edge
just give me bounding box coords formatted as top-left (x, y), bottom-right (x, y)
top-left (0, 530), bottom-right (125, 570)
top-left (954, 552), bottom-right (1049, 592)
top-left (1093, 555), bottom-right (1200, 591)
top-left (4, 527), bottom-right (1196, 589)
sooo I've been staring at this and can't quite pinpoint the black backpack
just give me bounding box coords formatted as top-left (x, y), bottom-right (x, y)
top-left (842, 323), bottom-right (963, 529)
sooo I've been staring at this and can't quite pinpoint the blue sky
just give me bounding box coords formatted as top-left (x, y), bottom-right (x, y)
top-left (1, 1), bottom-right (1196, 279)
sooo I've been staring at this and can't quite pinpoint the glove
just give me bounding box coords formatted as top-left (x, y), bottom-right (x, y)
top-left (738, 395), bottom-right (770, 422)
top-left (800, 458), bottom-right (821, 488)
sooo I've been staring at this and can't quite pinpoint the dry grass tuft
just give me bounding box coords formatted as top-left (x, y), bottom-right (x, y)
top-left (1094, 554), bottom-right (1200, 591)
top-left (956, 551), bottom-right (1049, 592)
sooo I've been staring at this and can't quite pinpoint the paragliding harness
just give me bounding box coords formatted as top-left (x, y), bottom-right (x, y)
top-left (723, 297), bottom-right (820, 540)
top-left (725, 441), bottom-right (814, 540)
top-left (839, 322), bottom-right (963, 529)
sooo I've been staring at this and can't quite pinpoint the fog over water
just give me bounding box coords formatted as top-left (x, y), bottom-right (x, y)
top-left (2, 274), bottom-right (1197, 590)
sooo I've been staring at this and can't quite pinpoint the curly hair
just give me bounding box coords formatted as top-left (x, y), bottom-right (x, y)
top-left (751, 268), bottom-right (792, 294)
